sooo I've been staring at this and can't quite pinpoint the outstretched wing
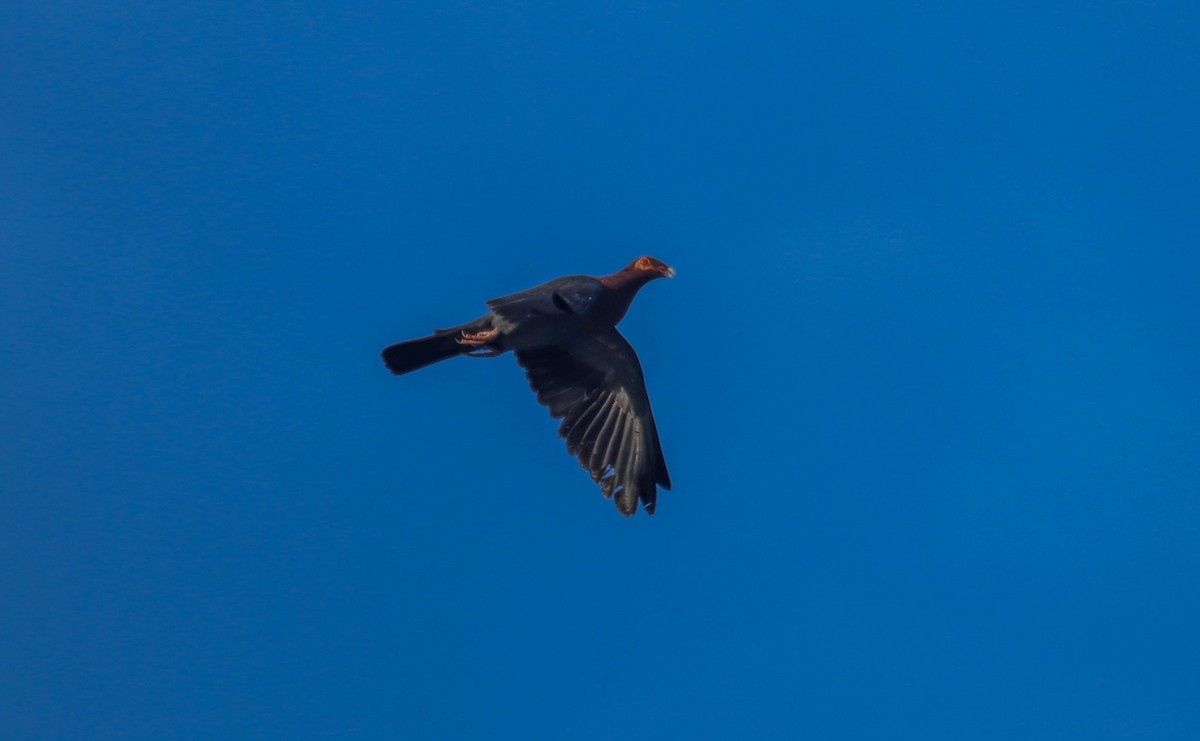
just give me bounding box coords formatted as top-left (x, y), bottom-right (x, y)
top-left (514, 326), bottom-right (671, 516)
top-left (486, 275), bottom-right (605, 329)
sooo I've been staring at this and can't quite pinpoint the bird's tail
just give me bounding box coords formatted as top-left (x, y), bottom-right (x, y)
top-left (381, 328), bottom-right (466, 376)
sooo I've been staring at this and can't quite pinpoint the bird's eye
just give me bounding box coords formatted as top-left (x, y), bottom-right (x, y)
top-left (638, 258), bottom-right (651, 269)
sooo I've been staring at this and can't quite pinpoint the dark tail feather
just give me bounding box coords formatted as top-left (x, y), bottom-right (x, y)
top-left (381, 331), bottom-right (463, 375)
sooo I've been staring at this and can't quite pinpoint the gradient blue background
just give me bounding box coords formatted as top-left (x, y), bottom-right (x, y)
top-left (3, 2), bottom-right (1198, 738)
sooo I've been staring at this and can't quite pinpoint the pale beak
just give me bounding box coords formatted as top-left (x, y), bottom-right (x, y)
top-left (661, 265), bottom-right (676, 278)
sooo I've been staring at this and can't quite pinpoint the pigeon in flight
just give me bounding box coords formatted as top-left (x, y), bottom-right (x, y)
top-left (382, 257), bottom-right (675, 516)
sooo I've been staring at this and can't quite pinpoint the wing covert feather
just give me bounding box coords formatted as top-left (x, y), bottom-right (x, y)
top-left (486, 276), bottom-right (605, 326)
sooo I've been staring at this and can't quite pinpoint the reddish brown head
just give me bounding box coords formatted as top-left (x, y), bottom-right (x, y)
top-left (624, 255), bottom-right (676, 279)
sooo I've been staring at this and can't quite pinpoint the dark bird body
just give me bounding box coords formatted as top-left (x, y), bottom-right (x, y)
top-left (382, 257), bottom-right (675, 515)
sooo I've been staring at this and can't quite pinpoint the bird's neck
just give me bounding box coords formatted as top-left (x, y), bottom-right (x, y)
top-left (596, 269), bottom-right (656, 325)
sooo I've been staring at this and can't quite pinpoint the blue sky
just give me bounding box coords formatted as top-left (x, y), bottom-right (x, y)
top-left (3, 2), bottom-right (1198, 738)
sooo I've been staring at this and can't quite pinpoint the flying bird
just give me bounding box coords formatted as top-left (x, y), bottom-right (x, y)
top-left (382, 256), bottom-right (675, 516)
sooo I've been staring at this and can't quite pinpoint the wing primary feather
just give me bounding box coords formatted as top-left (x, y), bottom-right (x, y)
top-left (562, 388), bottom-right (604, 436)
top-left (632, 442), bottom-right (646, 510)
top-left (578, 395), bottom-right (613, 449)
top-left (573, 395), bottom-right (613, 464)
top-left (584, 400), bottom-right (618, 474)
top-left (564, 392), bottom-right (607, 455)
top-left (598, 409), bottom-right (627, 483)
top-left (613, 426), bottom-right (637, 514)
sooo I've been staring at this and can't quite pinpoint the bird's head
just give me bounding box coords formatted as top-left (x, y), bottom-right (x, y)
top-left (627, 256), bottom-right (676, 279)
